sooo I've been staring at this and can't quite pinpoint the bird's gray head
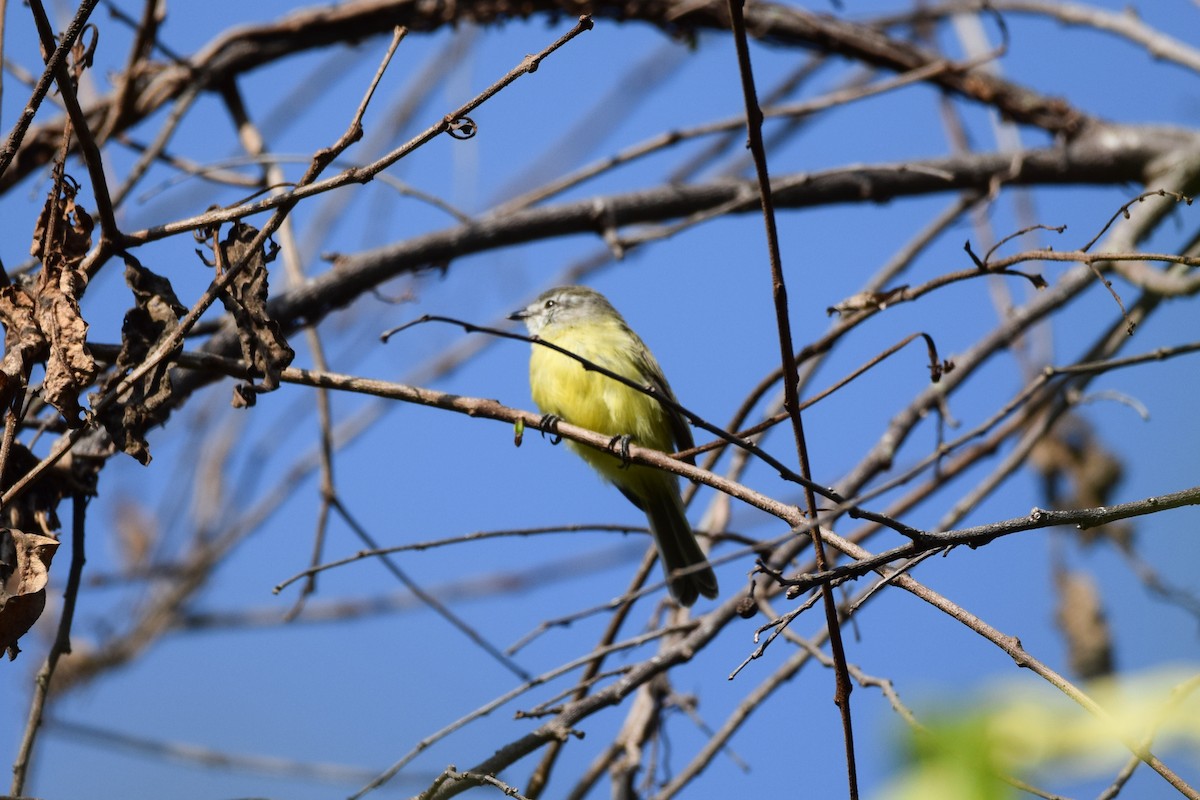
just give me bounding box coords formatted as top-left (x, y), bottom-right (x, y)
top-left (508, 285), bottom-right (620, 336)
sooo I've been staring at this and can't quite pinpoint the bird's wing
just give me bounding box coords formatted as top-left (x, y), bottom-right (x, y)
top-left (637, 350), bottom-right (696, 466)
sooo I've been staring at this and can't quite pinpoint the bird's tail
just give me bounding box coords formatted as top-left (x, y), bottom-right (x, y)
top-left (644, 487), bottom-right (719, 607)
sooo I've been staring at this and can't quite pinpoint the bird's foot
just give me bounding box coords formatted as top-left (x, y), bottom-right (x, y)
top-left (538, 414), bottom-right (563, 445)
top-left (608, 434), bottom-right (633, 469)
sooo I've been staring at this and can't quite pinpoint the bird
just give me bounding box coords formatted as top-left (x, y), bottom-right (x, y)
top-left (509, 285), bottom-right (718, 606)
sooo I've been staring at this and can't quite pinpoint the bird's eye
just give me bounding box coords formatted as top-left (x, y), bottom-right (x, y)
top-left (544, 299), bottom-right (556, 309)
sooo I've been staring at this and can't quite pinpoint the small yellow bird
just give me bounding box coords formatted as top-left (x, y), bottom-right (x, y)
top-left (510, 286), bottom-right (718, 606)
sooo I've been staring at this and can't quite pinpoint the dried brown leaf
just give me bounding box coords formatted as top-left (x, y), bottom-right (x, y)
top-left (93, 256), bottom-right (186, 464)
top-left (214, 222), bottom-right (294, 404)
top-left (31, 179), bottom-right (94, 271)
top-left (1, 442), bottom-right (75, 533)
top-left (12, 180), bottom-right (99, 427)
top-left (0, 528), bottom-right (60, 660)
top-left (1054, 568), bottom-right (1114, 680)
top-left (0, 282), bottom-right (46, 410)
top-left (1030, 416), bottom-right (1131, 549)
top-left (38, 260), bottom-right (97, 427)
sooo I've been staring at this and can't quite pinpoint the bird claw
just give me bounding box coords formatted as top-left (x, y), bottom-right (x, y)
top-left (538, 414), bottom-right (563, 445)
top-left (608, 434), bottom-right (633, 469)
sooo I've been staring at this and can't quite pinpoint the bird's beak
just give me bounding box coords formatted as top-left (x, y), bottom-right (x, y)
top-left (507, 308), bottom-right (529, 321)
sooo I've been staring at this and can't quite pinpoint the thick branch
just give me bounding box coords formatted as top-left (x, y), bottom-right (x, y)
top-left (1, 0), bottom-right (1094, 191)
top-left (284, 125), bottom-right (1196, 321)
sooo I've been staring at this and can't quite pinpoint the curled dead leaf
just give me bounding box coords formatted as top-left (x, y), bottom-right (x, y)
top-left (38, 260), bottom-right (97, 427)
top-left (1054, 568), bottom-right (1114, 680)
top-left (1, 441), bottom-right (79, 535)
top-left (0, 282), bottom-right (45, 410)
top-left (30, 178), bottom-right (94, 271)
top-left (93, 256), bottom-right (187, 465)
top-left (1030, 416), bottom-right (1131, 549)
top-left (210, 222), bottom-right (294, 405)
top-left (0, 528), bottom-right (60, 660)
top-left (1, 179), bottom-right (98, 427)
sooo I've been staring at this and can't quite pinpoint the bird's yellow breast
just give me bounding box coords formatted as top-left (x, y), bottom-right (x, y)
top-left (529, 318), bottom-right (676, 454)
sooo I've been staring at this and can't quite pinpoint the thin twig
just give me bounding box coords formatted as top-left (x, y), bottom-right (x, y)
top-left (49, 717), bottom-right (394, 784)
top-left (27, 0), bottom-right (119, 243)
top-left (0, 0), bottom-right (100, 180)
top-left (724, 0), bottom-right (858, 792)
top-left (272, 523), bottom-right (645, 594)
top-left (524, 550), bottom-right (657, 797)
top-left (353, 621), bottom-right (699, 799)
top-left (10, 493), bottom-right (88, 796)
